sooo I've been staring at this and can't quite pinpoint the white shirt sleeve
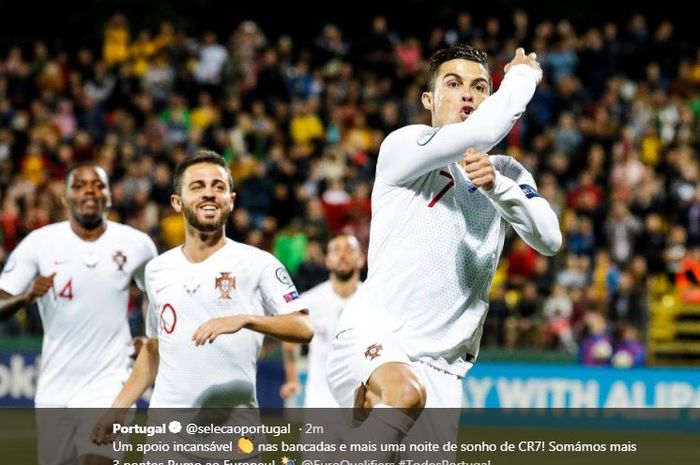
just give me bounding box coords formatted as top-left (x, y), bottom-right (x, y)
top-left (0, 231), bottom-right (40, 296)
top-left (143, 264), bottom-right (159, 338)
top-left (376, 64), bottom-right (541, 185)
top-left (476, 155), bottom-right (562, 256)
top-left (257, 255), bottom-right (308, 316)
top-left (132, 234), bottom-right (158, 291)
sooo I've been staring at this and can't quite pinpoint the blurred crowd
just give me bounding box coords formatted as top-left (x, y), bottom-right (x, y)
top-left (1, 10), bottom-right (699, 367)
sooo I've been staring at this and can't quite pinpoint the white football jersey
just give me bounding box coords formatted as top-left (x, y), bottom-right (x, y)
top-left (336, 65), bottom-right (561, 377)
top-left (0, 221), bottom-right (157, 406)
top-left (303, 280), bottom-right (360, 408)
top-left (145, 239), bottom-right (307, 408)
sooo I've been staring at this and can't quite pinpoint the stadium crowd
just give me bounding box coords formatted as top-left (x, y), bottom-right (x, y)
top-left (1, 9), bottom-right (699, 368)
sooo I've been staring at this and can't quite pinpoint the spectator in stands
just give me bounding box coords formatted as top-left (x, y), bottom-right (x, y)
top-left (605, 200), bottom-right (642, 266)
top-left (609, 270), bottom-right (647, 332)
top-left (506, 237), bottom-right (539, 289)
top-left (505, 283), bottom-right (542, 350)
top-left (193, 32), bottom-right (228, 90)
top-left (675, 245), bottom-right (700, 303)
top-left (483, 283), bottom-right (508, 348)
top-left (663, 224), bottom-right (688, 282)
top-left (611, 323), bottom-right (646, 368)
top-left (579, 312), bottom-right (613, 366)
top-left (103, 13), bottom-right (130, 67)
top-left (543, 283), bottom-right (577, 353)
top-left (295, 238), bottom-right (328, 292)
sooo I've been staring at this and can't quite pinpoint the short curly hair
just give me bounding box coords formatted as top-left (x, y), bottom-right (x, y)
top-left (427, 44), bottom-right (491, 93)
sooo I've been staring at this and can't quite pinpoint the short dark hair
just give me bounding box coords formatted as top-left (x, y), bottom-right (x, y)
top-left (173, 150), bottom-right (233, 194)
top-left (427, 44), bottom-right (491, 93)
top-left (65, 161), bottom-right (109, 187)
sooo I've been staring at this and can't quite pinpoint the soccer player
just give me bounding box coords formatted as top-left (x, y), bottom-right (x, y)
top-left (280, 233), bottom-right (365, 407)
top-left (0, 162), bottom-right (157, 465)
top-left (91, 151), bottom-right (312, 450)
top-left (325, 45), bottom-right (561, 457)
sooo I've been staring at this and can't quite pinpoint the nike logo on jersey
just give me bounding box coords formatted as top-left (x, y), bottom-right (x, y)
top-left (416, 126), bottom-right (441, 146)
top-left (155, 285), bottom-right (171, 293)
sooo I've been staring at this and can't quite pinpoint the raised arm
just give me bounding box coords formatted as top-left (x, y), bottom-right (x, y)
top-left (377, 55), bottom-right (541, 186)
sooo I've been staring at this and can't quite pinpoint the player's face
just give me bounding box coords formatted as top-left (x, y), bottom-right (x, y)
top-left (422, 59), bottom-right (490, 127)
top-left (325, 236), bottom-right (363, 282)
top-left (65, 165), bottom-right (111, 228)
top-left (174, 163), bottom-right (234, 233)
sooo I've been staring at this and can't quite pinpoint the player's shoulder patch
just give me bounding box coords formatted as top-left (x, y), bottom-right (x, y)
top-left (283, 290), bottom-right (300, 302)
top-left (519, 184), bottom-right (542, 199)
top-left (275, 267), bottom-right (294, 288)
top-left (416, 126), bottom-right (441, 146)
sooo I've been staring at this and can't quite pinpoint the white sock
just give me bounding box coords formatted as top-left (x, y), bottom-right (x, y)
top-left (351, 403), bottom-right (416, 462)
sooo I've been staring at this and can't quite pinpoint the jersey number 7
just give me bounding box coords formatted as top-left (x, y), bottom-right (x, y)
top-left (428, 170), bottom-right (455, 208)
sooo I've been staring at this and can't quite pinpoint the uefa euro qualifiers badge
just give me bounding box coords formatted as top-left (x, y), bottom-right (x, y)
top-left (416, 127), bottom-right (441, 146)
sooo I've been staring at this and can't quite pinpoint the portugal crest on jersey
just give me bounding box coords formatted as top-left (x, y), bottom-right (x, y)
top-left (112, 250), bottom-right (127, 271)
top-left (364, 343), bottom-right (383, 361)
top-left (215, 272), bottom-right (236, 299)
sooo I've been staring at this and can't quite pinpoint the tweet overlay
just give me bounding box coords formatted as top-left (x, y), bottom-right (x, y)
top-left (0, 408), bottom-right (698, 465)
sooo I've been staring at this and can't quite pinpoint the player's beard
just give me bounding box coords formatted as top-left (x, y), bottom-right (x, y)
top-left (74, 212), bottom-right (105, 230)
top-left (332, 269), bottom-right (356, 282)
top-left (183, 203), bottom-right (229, 232)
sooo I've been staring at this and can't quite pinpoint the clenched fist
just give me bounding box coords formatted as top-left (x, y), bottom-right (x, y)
top-left (458, 149), bottom-right (496, 191)
top-left (504, 47), bottom-right (542, 83)
top-left (25, 273), bottom-right (56, 301)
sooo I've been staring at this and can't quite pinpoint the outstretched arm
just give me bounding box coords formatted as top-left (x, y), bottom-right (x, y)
top-left (192, 310), bottom-right (313, 345)
top-left (377, 49), bottom-right (542, 185)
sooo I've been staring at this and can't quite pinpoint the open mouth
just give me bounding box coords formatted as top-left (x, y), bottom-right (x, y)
top-left (460, 105), bottom-right (474, 121)
top-left (199, 204), bottom-right (220, 214)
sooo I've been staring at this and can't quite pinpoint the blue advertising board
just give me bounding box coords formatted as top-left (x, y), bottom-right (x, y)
top-left (3, 349), bottom-right (699, 410)
top-left (464, 362), bottom-right (700, 408)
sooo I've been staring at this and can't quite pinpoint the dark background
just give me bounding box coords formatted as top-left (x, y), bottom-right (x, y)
top-left (0, 0), bottom-right (692, 51)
